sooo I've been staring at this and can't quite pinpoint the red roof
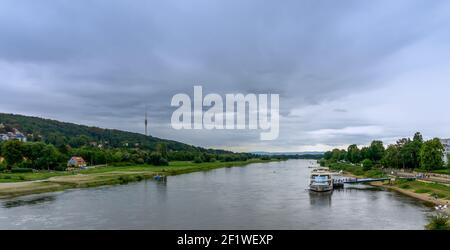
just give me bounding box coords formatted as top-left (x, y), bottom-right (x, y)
top-left (71, 157), bottom-right (86, 164)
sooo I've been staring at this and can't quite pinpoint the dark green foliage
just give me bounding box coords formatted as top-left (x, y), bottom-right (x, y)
top-left (146, 152), bottom-right (169, 166)
top-left (324, 132), bottom-right (446, 171)
top-left (425, 214), bottom-right (450, 230)
top-left (420, 138), bottom-right (444, 171)
top-left (1, 140), bottom-right (24, 170)
top-left (346, 144), bottom-right (361, 163)
top-left (362, 159), bottom-right (373, 171)
top-left (10, 168), bottom-right (33, 173)
top-left (193, 156), bottom-right (203, 164)
top-left (0, 113), bottom-right (223, 153)
top-left (0, 113), bottom-right (258, 170)
top-left (368, 141), bottom-right (384, 162)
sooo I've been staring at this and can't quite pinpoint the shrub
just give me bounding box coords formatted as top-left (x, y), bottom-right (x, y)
top-left (399, 184), bottom-right (411, 189)
top-left (193, 156), bottom-right (203, 164)
top-left (118, 176), bottom-right (132, 184)
top-left (425, 214), bottom-right (450, 230)
top-left (362, 159), bottom-right (373, 171)
top-left (54, 165), bottom-right (67, 171)
top-left (11, 168), bottom-right (33, 173)
top-left (158, 158), bottom-right (169, 166)
top-left (146, 152), bottom-right (169, 166)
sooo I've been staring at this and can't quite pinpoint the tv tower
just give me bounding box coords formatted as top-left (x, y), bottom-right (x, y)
top-left (144, 106), bottom-right (148, 136)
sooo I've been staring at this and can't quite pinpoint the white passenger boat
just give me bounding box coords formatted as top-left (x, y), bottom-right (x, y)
top-left (309, 170), bottom-right (333, 192)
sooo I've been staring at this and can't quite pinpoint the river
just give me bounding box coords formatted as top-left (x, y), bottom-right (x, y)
top-left (0, 160), bottom-right (432, 229)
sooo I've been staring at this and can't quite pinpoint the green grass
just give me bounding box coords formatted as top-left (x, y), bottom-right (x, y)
top-left (414, 189), bottom-right (431, 194)
top-left (393, 179), bottom-right (450, 200)
top-left (0, 159), bottom-right (275, 183)
top-left (431, 169), bottom-right (450, 175)
top-left (325, 162), bottom-right (385, 178)
top-left (0, 171), bottom-right (72, 183)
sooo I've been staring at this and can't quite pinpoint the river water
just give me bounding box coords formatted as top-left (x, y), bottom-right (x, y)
top-left (0, 160), bottom-right (432, 229)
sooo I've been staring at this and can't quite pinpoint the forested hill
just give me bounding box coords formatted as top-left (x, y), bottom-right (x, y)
top-left (0, 113), bottom-right (227, 154)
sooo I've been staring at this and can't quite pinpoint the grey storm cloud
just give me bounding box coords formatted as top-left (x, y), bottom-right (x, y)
top-left (1, 0), bottom-right (450, 151)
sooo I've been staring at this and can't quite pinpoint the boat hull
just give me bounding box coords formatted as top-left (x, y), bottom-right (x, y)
top-left (309, 185), bottom-right (333, 192)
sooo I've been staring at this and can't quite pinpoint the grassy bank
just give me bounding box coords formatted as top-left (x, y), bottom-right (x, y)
top-left (323, 161), bottom-right (450, 216)
top-left (323, 161), bottom-right (385, 178)
top-left (390, 179), bottom-right (450, 201)
top-left (0, 159), bottom-right (277, 198)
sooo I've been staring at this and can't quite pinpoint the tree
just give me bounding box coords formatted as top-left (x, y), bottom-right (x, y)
top-left (419, 138), bottom-right (444, 171)
top-left (369, 141), bottom-right (385, 162)
top-left (156, 143), bottom-right (168, 159)
top-left (347, 144), bottom-right (361, 163)
top-left (331, 149), bottom-right (346, 162)
top-left (362, 159), bottom-right (373, 171)
top-left (397, 138), bottom-right (414, 169)
top-left (360, 147), bottom-right (370, 160)
top-left (146, 152), bottom-right (168, 166)
top-left (411, 132), bottom-right (424, 169)
top-left (323, 151), bottom-right (333, 160)
top-left (382, 145), bottom-right (401, 168)
top-left (1, 140), bottom-right (24, 170)
top-left (38, 144), bottom-right (61, 170)
top-left (22, 142), bottom-right (47, 168)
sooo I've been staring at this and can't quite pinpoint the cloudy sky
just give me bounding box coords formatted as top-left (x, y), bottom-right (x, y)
top-left (1, 0), bottom-right (450, 152)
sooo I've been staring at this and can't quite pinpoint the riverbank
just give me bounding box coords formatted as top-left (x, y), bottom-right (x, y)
top-left (373, 179), bottom-right (450, 215)
top-left (324, 162), bottom-right (450, 215)
top-left (0, 159), bottom-right (276, 199)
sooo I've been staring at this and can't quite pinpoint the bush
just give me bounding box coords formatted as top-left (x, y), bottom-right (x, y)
top-left (158, 158), bottom-right (169, 166)
top-left (54, 165), bottom-right (67, 171)
top-left (146, 152), bottom-right (169, 166)
top-left (11, 168), bottom-right (33, 173)
top-left (193, 156), bottom-right (203, 164)
top-left (362, 159), bottom-right (373, 171)
top-left (399, 184), bottom-right (411, 189)
top-left (425, 214), bottom-right (450, 230)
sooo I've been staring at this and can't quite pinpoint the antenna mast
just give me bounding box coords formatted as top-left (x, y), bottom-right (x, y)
top-left (145, 106), bottom-right (148, 136)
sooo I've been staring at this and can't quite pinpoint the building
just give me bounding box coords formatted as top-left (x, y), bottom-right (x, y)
top-left (67, 156), bottom-right (87, 169)
top-left (0, 129), bottom-right (27, 142)
top-left (0, 134), bottom-right (8, 141)
top-left (441, 139), bottom-right (450, 164)
top-left (14, 132), bottom-right (27, 142)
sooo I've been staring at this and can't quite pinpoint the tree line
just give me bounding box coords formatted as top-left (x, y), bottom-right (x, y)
top-left (0, 140), bottom-right (257, 171)
top-left (323, 132), bottom-right (448, 171)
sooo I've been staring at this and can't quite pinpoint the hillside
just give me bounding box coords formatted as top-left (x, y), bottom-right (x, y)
top-left (0, 113), bottom-right (228, 154)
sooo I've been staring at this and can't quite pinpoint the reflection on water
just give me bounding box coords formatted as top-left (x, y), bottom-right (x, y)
top-left (0, 160), bottom-right (432, 229)
top-left (309, 192), bottom-right (332, 207)
top-left (2, 195), bottom-right (56, 209)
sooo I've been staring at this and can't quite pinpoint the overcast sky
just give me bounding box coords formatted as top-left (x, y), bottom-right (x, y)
top-left (1, 0), bottom-right (450, 152)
